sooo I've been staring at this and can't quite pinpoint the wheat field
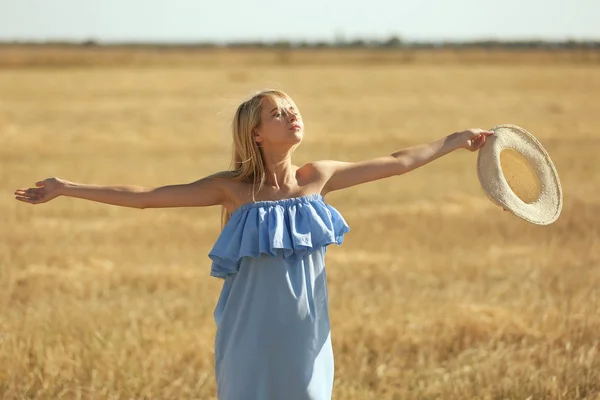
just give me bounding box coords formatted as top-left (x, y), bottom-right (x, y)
top-left (1, 48), bottom-right (600, 399)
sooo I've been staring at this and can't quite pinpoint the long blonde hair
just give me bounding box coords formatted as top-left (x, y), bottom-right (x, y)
top-left (220, 89), bottom-right (299, 228)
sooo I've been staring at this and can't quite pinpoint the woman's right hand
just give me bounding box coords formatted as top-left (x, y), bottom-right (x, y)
top-left (14, 177), bottom-right (67, 205)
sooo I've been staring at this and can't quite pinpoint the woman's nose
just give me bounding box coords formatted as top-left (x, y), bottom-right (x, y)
top-left (288, 113), bottom-right (298, 122)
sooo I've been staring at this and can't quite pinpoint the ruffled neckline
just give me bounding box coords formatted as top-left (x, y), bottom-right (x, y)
top-left (209, 194), bottom-right (349, 278)
top-left (229, 193), bottom-right (324, 217)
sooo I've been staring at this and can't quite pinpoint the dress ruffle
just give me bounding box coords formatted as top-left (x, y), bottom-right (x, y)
top-left (208, 194), bottom-right (350, 278)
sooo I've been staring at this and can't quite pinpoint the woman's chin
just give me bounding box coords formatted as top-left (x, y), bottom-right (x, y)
top-left (291, 131), bottom-right (303, 142)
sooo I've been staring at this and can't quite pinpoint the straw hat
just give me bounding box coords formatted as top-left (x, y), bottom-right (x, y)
top-left (476, 124), bottom-right (563, 225)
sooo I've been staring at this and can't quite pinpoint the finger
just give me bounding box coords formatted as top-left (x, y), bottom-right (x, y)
top-left (14, 189), bottom-right (38, 197)
top-left (36, 181), bottom-right (45, 187)
top-left (15, 189), bottom-right (44, 199)
top-left (475, 130), bottom-right (493, 137)
top-left (476, 137), bottom-right (487, 149)
top-left (15, 196), bottom-right (41, 204)
top-left (18, 188), bottom-right (37, 196)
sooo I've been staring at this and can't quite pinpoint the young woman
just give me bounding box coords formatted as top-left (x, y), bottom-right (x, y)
top-left (14, 89), bottom-right (492, 400)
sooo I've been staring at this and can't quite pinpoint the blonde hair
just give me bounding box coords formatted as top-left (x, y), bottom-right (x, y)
top-left (220, 89), bottom-right (300, 228)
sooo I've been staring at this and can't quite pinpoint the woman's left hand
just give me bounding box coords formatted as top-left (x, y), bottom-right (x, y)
top-left (454, 128), bottom-right (494, 152)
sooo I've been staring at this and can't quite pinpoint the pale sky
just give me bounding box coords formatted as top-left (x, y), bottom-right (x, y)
top-left (0, 0), bottom-right (598, 43)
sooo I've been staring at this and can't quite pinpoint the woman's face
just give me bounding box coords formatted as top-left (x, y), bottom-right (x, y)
top-left (254, 96), bottom-right (303, 148)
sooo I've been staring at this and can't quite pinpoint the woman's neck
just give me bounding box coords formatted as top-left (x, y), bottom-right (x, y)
top-left (261, 151), bottom-right (296, 190)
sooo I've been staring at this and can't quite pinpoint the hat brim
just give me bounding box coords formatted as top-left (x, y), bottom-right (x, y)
top-left (476, 124), bottom-right (563, 225)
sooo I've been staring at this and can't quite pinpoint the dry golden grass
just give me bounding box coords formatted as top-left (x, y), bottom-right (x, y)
top-left (1, 49), bottom-right (600, 399)
top-left (1, 45), bottom-right (599, 68)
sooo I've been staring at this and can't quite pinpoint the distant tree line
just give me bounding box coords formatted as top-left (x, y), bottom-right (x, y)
top-left (224, 36), bottom-right (600, 50)
top-left (2, 36), bottom-right (599, 50)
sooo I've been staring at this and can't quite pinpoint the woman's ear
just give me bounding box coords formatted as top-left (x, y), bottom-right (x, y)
top-left (253, 129), bottom-right (263, 144)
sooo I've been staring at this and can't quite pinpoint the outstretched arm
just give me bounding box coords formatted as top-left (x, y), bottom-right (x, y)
top-left (14, 174), bottom-right (227, 209)
top-left (318, 129), bottom-right (493, 194)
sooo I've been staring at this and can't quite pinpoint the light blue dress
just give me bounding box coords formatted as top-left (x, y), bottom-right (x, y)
top-left (208, 194), bottom-right (350, 400)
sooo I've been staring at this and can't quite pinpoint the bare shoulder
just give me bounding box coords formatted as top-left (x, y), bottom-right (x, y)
top-left (302, 159), bottom-right (343, 177)
top-left (183, 170), bottom-right (243, 207)
top-left (209, 173), bottom-right (264, 213)
top-left (191, 171), bottom-right (235, 191)
top-left (203, 170), bottom-right (240, 205)
top-left (299, 160), bottom-right (337, 177)
top-left (295, 161), bottom-right (342, 195)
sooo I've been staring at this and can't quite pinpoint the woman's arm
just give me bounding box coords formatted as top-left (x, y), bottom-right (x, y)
top-left (14, 174), bottom-right (227, 209)
top-left (317, 128), bottom-right (493, 194)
